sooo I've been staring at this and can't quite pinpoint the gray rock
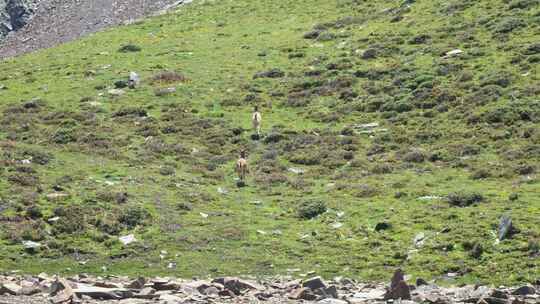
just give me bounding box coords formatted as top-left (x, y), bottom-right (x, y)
top-left (350, 288), bottom-right (386, 300)
top-left (133, 287), bottom-right (157, 299)
top-left (128, 72), bottom-right (140, 88)
top-left (512, 285), bottom-right (536, 295)
top-left (211, 277), bottom-right (262, 295)
top-left (108, 88), bottom-right (126, 96)
top-left (154, 87), bottom-right (176, 96)
top-left (126, 277), bottom-right (146, 289)
top-left (303, 276), bottom-right (326, 290)
top-left (119, 234), bottom-right (137, 246)
top-left (22, 240), bottom-right (41, 249)
top-left (0, 283), bottom-right (22, 295)
top-left (73, 285), bottom-right (132, 300)
top-left (0, 0), bottom-right (38, 39)
top-left (317, 299), bottom-right (348, 304)
top-left (289, 287), bottom-right (317, 301)
top-left (498, 215), bottom-right (514, 241)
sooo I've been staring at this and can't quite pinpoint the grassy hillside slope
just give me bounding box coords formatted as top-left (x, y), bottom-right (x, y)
top-left (0, 0), bottom-right (539, 285)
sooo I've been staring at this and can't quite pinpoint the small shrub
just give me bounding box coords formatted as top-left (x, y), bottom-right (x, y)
top-left (159, 166), bottom-right (175, 176)
top-left (470, 169), bottom-right (491, 180)
top-left (118, 44), bottom-right (142, 52)
top-left (52, 128), bottom-right (76, 144)
top-left (119, 205), bottom-right (151, 229)
top-left (8, 173), bottom-right (38, 187)
top-left (151, 71), bottom-right (189, 84)
top-left (317, 32), bottom-right (337, 41)
top-left (25, 205), bottom-right (42, 219)
top-left (353, 184), bottom-right (379, 198)
top-left (515, 164), bottom-right (535, 175)
top-left (303, 29), bottom-right (323, 39)
top-left (176, 202), bottom-right (193, 212)
top-left (114, 80), bottom-right (128, 88)
top-left (528, 239), bottom-right (540, 255)
top-left (53, 205), bottom-right (87, 234)
top-left (297, 200), bottom-right (327, 219)
top-left (493, 18), bottom-right (526, 34)
top-left (509, 0), bottom-right (539, 10)
top-left (22, 149), bottom-right (53, 165)
top-left (447, 192), bottom-right (484, 207)
top-left (508, 193), bottom-right (519, 201)
top-left (254, 69), bottom-right (285, 79)
top-left (403, 148), bottom-right (427, 163)
top-left (289, 151), bottom-right (321, 165)
top-left (113, 107), bottom-right (148, 117)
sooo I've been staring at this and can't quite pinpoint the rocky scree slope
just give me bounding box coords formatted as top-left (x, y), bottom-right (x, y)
top-left (0, 0), bottom-right (187, 58)
top-left (0, 0), bottom-right (39, 38)
top-left (1, 271), bottom-right (539, 304)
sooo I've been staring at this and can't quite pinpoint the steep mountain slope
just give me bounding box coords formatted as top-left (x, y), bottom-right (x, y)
top-left (0, 0), bottom-right (539, 285)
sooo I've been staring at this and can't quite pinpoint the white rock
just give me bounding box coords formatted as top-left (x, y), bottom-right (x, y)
top-left (445, 49), bottom-right (463, 57)
top-left (288, 167), bottom-right (305, 174)
top-left (48, 216), bottom-right (60, 223)
top-left (119, 234), bottom-right (137, 246)
top-left (22, 241), bottom-right (41, 249)
top-left (331, 222), bottom-right (343, 229)
top-left (108, 89), bottom-right (125, 96)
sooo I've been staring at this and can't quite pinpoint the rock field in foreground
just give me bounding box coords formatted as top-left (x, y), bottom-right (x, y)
top-left (1, 270), bottom-right (539, 304)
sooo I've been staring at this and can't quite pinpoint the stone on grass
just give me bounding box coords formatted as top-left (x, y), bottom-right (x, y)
top-left (512, 285), bottom-right (536, 295)
top-left (303, 276), bottom-right (326, 290)
top-left (119, 234), bottom-right (137, 246)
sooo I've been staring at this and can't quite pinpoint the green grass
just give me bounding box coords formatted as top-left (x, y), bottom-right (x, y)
top-left (0, 0), bottom-right (539, 285)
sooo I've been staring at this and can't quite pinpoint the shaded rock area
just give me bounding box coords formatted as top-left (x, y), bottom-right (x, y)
top-left (0, 0), bottom-right (39, 37)
top-left (1, 271), bottom-right (539, 304)
top-left (0, 0), bottom-right (189, 58)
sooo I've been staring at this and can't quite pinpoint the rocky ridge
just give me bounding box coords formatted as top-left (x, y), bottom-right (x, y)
top-left (0, 0), bottom-right (188, 58)
top-left (1, 270), bottom-right (539, 304)
top-left (0, 0), bottom-right (39, 38)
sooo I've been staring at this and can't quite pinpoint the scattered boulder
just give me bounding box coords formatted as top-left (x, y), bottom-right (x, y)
top-left (0, 283), bottom-right (22, 295)
top-left (416, 278), bottom-right (428, 286)
top-left (108, 88), bottom-right (125, 96)
top-left (211, 277), bottom-right (262, 295)
top-left (304, 29), bottom-right (323, 39)
top-left (361, 48), bottom-right (378, 59)
top-left (444, 49), bottom-right (464, 58)
top-left (119, 234), bottom-right (137, 246)
top-left (114, 80), bottom-right (129, 89)
top-left (317, 299), bottom-right (348, 304)
top-left (512, 285), bottom-right (536, 295)
top-left (375, 221), bottom-right (392, 232)
top-left (154, 87), bottom-right (176, 96)
top-left (73, 285), bottom-right (131, 300)
top-left (128, 72), bottom-right (140, 88)
top-left (303, 276), bottom-right (327, 290)
top-left (498, 215), bottom-right (518, 241)
top-left (126, 277), bottom-right (146, 289)
top-left (289, 287), bottom-right (318, 300)
top-left (0, 273), bottom-right (537, 303)
top-left (447, 192), bottom-right (484, 207)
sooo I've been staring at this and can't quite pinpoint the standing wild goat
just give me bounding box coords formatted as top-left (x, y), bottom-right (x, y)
top-left (252, 106), bottom-right (262, 136)
top-left (236, 150), bottom-right (249, 181)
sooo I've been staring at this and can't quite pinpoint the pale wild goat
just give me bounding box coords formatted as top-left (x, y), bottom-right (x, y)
top-left (236, 150), bottom-right (249, 181)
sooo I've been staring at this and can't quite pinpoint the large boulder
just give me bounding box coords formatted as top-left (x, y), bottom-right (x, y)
top-left (0, 0), bottom-right (38, 38)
